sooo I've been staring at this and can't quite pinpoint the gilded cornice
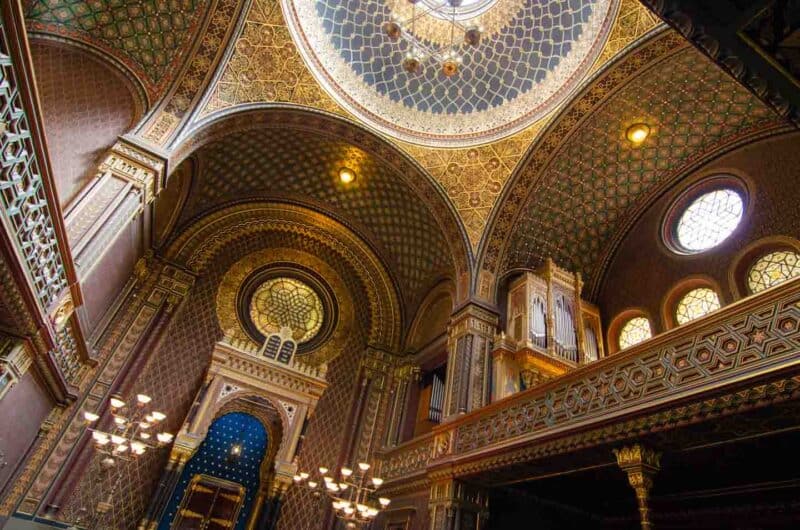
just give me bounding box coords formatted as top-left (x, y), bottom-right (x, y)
top-left (192, 0), bottom-right (661, 252)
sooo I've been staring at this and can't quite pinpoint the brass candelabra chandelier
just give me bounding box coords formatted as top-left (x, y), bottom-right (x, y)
top-left (83, 393), bottom-right (174, 467)
top-left (293, 461), bottom-right (391, 528)
top-left (383, 0), bottom-right (484, 77)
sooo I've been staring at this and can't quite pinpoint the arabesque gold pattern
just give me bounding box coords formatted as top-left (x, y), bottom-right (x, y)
top-left (481, 31), bottom-right (785, 301)
top-left (171, 202), bottom-right (402, 352)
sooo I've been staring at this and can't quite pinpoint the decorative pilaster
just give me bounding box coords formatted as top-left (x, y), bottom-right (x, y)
top-left (443, 303), bottom-right (498, 419)
top-left (614, 444), bottom-right (661, 530)
top-left (384, 362), bottom-right (420, 448)
top-left (64, 138), bottom-right (166, 276)
top-left (349, 347), bottom-right (393, 466)
top-left (261, 479), bottom-right (291, 530)
top-left (428, 479), bottom-right (489, 530)
top-left (9, 260), bottom-right (194, 520)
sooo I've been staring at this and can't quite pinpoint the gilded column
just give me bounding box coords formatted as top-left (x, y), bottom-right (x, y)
top-left (137, 445), bottom-right (193, 530)
top-left (614, 444), bottom-right (662, 530)
top-left (573, 272), bottom-right (588, 364)
top-left (349, 348), bottom-right (393, 466)
top-left (442, 303), bottom-right (498, 419)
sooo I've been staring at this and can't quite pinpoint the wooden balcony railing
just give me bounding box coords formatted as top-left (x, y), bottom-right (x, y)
top-left (380, 276), bottom-right (800, 483)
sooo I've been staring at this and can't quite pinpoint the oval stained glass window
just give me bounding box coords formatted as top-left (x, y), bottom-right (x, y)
top-left (747, 250), bottom-right (800, 294)
top-left (674, 189), bottom-right (743, 252)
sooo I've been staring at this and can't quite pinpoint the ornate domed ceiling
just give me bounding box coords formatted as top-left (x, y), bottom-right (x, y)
top-left (283, 0), bottom-right (618, 147)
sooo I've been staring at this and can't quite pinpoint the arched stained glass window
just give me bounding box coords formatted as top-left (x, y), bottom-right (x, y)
top-left (675, 287), bottom-right (721, 325)
top-left (747, 250), bottom-right (800, 294)
top-left (675, 189), bottom-right (743, 252)
top-left (618, 317), bottom-right (652, 350)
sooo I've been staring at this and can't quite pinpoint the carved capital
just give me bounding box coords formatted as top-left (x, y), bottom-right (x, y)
top-left (105, 139), bottom-right (167, 204)
top-left (614, 444), bottom-right (661, 530)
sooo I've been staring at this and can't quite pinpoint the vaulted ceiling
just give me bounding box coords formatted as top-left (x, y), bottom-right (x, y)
top-left (167, 108), bottom-right (471, 320)
top-left (25, 0), bottom-right (793, 309)
top-left (480, 31), bottom-right (788, 300)
top-left (24, 0), bottom-right (211, 99)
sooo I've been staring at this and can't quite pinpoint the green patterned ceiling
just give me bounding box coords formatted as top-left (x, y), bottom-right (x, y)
top-left (176, 125), bottom-right (457, 314)
top-left (26, 0), bottom-right (205, 91)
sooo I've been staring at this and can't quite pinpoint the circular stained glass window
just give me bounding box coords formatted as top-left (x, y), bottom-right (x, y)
top-left (618, 317), bottom-right (652, 350)
top-left (747, 250), bottom-right (800, 294)
top-left (249, 278), bottom-right (324, 344)
top-left (673, 189), bottom-right (744, 253)
top-left (675, 287), bottom-right (721, 325)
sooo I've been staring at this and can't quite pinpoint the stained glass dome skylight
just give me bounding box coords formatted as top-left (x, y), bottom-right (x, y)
top-left (283, 0), bottom-right (617, 147)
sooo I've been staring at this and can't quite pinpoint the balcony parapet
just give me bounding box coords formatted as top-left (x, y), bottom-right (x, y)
top-left (380, 277), bottom-right (800, 486)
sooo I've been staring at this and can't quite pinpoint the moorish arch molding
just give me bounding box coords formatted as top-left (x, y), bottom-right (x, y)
top-left (169, 104), bottom-right (473, 301)
top-left (163, 201), bottom-right (403, 352)
top-left (475, 29), bottom-right (789, 306)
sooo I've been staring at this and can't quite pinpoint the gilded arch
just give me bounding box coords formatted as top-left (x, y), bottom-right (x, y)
top-left (164, 201), bottom-right (402, 352)
top-left (169, 105), bottom-right (473, 302)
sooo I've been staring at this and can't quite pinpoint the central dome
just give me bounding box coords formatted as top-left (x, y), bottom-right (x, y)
top-left (283, 0), bottom-right (617, 147)
top-left (420, 0), bottom-right (500, 21)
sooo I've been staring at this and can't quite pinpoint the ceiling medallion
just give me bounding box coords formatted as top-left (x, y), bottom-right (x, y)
top-left (283, 0), bottom-right (618, 147)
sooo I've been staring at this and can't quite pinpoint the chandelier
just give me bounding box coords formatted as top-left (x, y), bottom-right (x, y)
top-left (383, 0), bottom-right (485, 77)
top-left (293, 461), bottom-right (391, 528)
top-left (83, 393), bottom-right (174, 467)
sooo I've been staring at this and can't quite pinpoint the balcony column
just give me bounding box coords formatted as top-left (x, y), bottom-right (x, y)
top-left (614, 444), bottom-right (662, 530)
top-left (64, 138), bottom-right (166, 276)
top-left (442, 303), bottom-right (498, 419)
top-left (428, 479), bottom-right (489, 530)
